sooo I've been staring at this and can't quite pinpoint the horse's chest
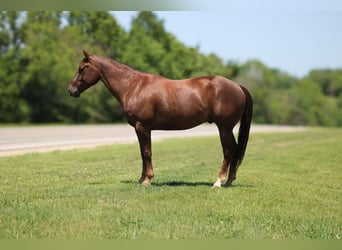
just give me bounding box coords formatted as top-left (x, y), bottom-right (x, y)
top-left (124, 95), bottom-right (155, 123)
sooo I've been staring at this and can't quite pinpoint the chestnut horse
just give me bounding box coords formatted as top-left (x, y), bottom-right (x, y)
top-left (68, 50), bottom-right (253, 187)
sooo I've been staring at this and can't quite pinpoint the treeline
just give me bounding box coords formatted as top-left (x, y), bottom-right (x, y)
top-left (1, 11), bottom-right (341, 126)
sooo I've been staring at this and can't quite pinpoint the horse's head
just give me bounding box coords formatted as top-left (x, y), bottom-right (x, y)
top-left (68, 50), bottom-right (101, 97)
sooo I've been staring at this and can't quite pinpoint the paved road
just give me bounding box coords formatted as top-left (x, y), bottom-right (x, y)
top-left (0, 124), bottom-right (305, 156)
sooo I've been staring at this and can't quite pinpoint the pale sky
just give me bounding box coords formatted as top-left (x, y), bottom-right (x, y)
top-left (112, 6), bottom-right (342, 77)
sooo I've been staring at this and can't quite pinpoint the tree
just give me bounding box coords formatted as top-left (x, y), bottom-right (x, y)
top-left (307, 69), bottom-right (342, 97)
top-left (130, 11), bottom-right (171, 50)
top-left (0, 11), bottom-right (29, 122)
top-left (120, 11), bottom-right (166, 75)
top-left (122, 12), bottom-right (229, 80)
top-left (18, 11), bottom-right (67, 122)
top-left (287, 78), bottom-right (329, 125)
top-left (67, 11), bottom-right (126, 59)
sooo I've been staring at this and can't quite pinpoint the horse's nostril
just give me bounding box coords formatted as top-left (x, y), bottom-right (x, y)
top-left (69, 89), bottom-right (80, 97)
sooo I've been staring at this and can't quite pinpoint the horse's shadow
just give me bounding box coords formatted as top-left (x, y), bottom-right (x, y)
top-left (121, 180), bottom-right (211, 187)
top-left (154, 181), bottom-right (213, 187)
top-left (121, 180), bottom-right (254, 188)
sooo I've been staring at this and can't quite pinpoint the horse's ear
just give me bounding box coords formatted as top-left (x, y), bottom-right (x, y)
top-left (82, 49), bottom-right (91, 60)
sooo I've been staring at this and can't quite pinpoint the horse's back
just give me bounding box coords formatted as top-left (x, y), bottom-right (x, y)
top-left (161, 75), bottom-right (246, 128)
top-left (125, 74), bottom-right (247, 130)
top-left (186, 75), bottom-right (246, 108)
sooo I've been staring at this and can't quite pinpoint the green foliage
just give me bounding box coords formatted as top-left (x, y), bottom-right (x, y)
top-left (0, 11), bottom-right (341, 126)
top-left (67, 11), bottom-right (126, 59)
top-left (0, 129), bottom-right (341, 238)
top-left (0, 12), bottom-right (29, 122)
top-left (307, 69), bottom-right (342, 97)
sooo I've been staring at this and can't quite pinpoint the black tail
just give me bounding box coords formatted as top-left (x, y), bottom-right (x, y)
top-left (235, 85), bottom-right (253, 168)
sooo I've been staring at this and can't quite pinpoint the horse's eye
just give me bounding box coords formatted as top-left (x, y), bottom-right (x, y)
top-left (78, 68), bottom-right (84, 74)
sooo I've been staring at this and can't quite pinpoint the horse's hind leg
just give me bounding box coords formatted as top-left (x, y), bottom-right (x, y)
top-left (213, 127), bottom-right (237, 188)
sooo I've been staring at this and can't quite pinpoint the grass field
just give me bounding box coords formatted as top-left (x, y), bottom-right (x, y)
top-left (0, 128), bottom-right (341, 239)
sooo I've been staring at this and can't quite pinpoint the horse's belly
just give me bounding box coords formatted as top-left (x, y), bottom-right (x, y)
top-left (152, 111), bottom-right (210, 130)
top-left (153, 121), bottom-right (204, 130)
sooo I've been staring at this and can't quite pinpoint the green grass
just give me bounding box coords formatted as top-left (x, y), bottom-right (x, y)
top-left (0, 128), bottom-right (341, 239)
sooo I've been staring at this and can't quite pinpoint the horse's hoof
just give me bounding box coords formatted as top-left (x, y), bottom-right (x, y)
top-left (138, 176), bottom-right (145, 184)
top-left (212, 184), bottom-right (221, 188)
top-left (212, 178), bottom-right (222, 188)
top-left (140, 178), bottom-right (152, 186)
top-left (222, 180), bottom-right (233, 187)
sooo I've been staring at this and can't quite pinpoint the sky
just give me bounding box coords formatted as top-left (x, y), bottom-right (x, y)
top-left (111, 4), bottom-right (342, 78)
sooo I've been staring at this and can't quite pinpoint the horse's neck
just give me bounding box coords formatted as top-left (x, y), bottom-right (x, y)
top-left (95, 57), bottom-right (134, 105)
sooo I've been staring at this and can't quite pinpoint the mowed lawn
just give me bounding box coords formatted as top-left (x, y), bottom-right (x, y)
top-left (0, 128), bottom-right (341, 239)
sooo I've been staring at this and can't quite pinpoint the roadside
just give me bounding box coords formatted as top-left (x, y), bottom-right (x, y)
top-left (0, 124), bottom-right (305, 157)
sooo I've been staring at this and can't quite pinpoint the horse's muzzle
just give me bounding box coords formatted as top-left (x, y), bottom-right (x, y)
top-left (68, 89), bottom-right (80, 97)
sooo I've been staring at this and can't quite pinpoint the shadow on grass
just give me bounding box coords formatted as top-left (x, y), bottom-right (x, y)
top-left (154, 181), bottom-right (213, 187)
top-left (121, 180), bottom-right (255, 188)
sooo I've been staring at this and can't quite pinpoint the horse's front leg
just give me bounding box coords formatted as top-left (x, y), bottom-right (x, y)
top-left (135, 122), bottom-right (154, 185)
